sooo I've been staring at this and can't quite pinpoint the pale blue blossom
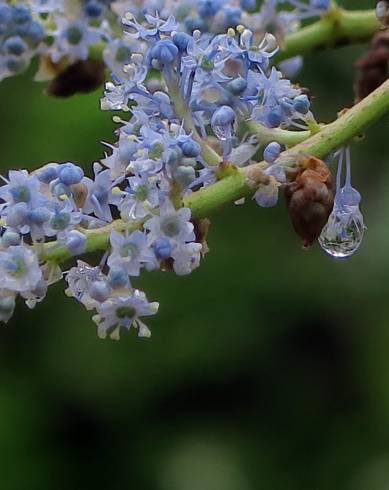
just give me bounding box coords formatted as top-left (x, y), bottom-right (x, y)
top-left (0, 245), bottom-right (42, 293)
top-left (82, 164), bottom-right (123, 222)
top-left (93, 290), bottom-right (159, 340)
top-left (108, 229), bottom-right (157, 276)
top-left (144, 199), bottom-right (196, 245)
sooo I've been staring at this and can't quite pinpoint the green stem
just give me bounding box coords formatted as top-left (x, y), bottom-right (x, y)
top-left (187, 80), bottom-right (389, 218)
top-left (276, 8), bottom-right (381, 63)
top-left (246, 121), bottom-right (313, 146)
top-left (41, 79), bottom-right (389, 264)
top-left (43, 219), bottom-right (142, 263)
top-left (167, 81), bottom-right (222, 165)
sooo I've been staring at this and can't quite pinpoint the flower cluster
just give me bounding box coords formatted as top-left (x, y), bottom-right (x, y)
top-left (0, 0), bottom-right (330, 83)
top-left (0, 2), bottom-right (44, 81)
top-left (1, 2), bottom-right (366, 341)
top-left (0, 8), bottom-right (321, 337)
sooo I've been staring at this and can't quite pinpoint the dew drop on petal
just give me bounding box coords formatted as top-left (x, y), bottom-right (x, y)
top-left (318, 205), bottom-right (365, 258)
top-left (211, 122), bottom-right (233, 141)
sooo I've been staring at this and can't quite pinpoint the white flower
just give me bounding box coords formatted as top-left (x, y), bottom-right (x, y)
top-left (172, 242), bottom-right (202, 275)
top-left (93, 290), bottom-right (159, 340)
top-left (0, 245), bottom-right (42, 293)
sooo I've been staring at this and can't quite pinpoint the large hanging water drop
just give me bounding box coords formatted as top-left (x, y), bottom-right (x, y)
top-left (318, 146), bottom-right (365, 259)
top-left (318, 204), bottom-right (365, 258)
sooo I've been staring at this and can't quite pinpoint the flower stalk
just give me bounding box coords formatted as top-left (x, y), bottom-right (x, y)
top-left (275, 7), bottom-right (381, 62)
top-left (41, 78), bottom-right (389, 264)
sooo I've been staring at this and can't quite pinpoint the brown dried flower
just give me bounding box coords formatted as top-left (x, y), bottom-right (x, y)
top-left (285, 155), bottom-right (334, 248)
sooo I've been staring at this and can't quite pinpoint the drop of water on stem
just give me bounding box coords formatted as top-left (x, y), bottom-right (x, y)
top-left (318, 204), bottom-right (365, 258)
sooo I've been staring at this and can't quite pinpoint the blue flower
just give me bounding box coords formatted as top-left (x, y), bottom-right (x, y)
top-left (50, 18), bottom-right (101, 63)
top-left (119, 174), bottom-right (160, 220)
top-left (144, 199), bottom-right (196, 245)
top-left (108, 229), bottom-right (157, 276)
top-left (93, 291), bottom-right (159, 340)
top-left (82, 165), bottom-right (122, 222)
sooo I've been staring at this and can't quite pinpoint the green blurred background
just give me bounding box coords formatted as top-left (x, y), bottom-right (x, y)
top-left (1, 1), bottom-right (389, 488)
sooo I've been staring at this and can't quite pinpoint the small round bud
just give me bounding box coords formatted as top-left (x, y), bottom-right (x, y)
top-left (89, 281), bottom-right (111, 303)
top-left (198, 0), bottom-right (222, 17)
top-left (3, 36), bottom-right (28, 56)
top-left (174, 165), bottom-right (196, 187)
top-left (1, 230), bottom-right (21, 247)
top-left (65, 26), bottom-right (83, 45)
top-left (26, 21), bottom-right (45, 45)
top-left (58, 163), bottom-right (84, 186)
top-left (28, 207), bottom-right (51, 225)
top-left (172, 32), bottom-right (191, 52)
top-left (85, 0), bottom-right (104, 17)
top-left (6, 202), bottom-right (29, 227)
top-left (293, 94), bottom-right (310, 115)
top-left (12, 5), bottom-right (31, 25)
top-left (150, 40), bottom-right (178, 66)
top-left (181, 139), bottom-right (201, 158)
top-left (153, 238), bottom-right (172, 260)
top-left (266, 109), bottom-right (282, 128)
top-left (240, 0), bottom-right (255, 11)
top-left (65, 230), bottom-right (86, 255)
top-left (107, 268), bottom-right (129, 289)
top-left (263, 142), bottom-right (281, 164)
top-left (227, 77), bottom-right (247, 95)
top-left (311, 0), bottom-right (330, 10)
top-left (36, 163), bottom-right (59, 184)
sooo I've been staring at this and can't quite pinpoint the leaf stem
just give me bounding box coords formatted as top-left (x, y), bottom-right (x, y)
top-left (41, 79), bottom-right (389, 264)
top-left (275, 8), bottom-right (381, 62)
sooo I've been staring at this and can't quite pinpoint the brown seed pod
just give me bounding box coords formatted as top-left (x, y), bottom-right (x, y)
top-left (285, 154), bottom-right (334, 248)
top-left (46, 59), bottom-right (106, 97)
top-left (354, 29), bottom-right (389, 102)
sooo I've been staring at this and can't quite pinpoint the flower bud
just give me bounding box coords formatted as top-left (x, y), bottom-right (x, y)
top-left (58, 163), bottom-right (84, 186)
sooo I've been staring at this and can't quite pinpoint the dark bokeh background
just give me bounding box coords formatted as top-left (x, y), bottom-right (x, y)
top-left (1, 1), bottom-right (389, 488)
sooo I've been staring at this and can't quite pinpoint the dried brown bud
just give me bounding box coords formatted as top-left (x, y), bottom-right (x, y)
top-left (46, 59), bottom-right (106, 97)
top-left (354, 29), bottom-right (389, 102)
top-left (285, 155), bottom-right (334, 248)
top-left (70, 182), bottom-right (88, 209)
top-left (193, 218), bottom-right (211, 255)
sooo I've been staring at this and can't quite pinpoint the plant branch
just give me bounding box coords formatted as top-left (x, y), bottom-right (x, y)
top-left (276, 7), bottom-right (381, 63)
top-left (41, 79), bottom-right (389, 264)
top-left (187, 79), bottom-right (389, 218)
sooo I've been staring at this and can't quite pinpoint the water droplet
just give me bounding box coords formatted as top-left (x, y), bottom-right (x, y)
top-left (211, 122), bottom-right (233, 141)
top-left (318, 204), bottom-right (365, 258)
top-left (210, 105), bottom-right (236, 141)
